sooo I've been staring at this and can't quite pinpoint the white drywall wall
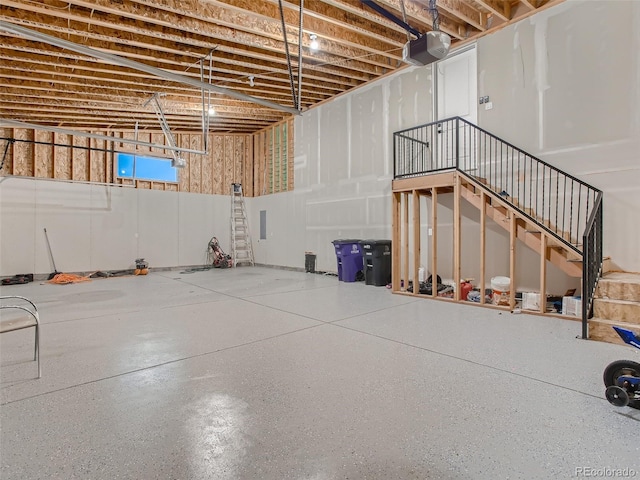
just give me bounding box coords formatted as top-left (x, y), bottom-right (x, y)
top-left (477, 0), bottom-right (640, 271)
top-left (0, 176), bottom-right (230, 276)
top-left (249, 0), bottom-right (626, 292)
top-left (248, 66), bottom-right (434, 273)
top-left (3, 1), bottom-right (635, 284)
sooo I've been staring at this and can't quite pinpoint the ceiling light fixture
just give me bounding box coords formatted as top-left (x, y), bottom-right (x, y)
top-left (208, 107), bottom-right (215, 115)
top-left (248, 75), bottom-right (255, 87)
top-left (309, 33), bottom-right (319, 51)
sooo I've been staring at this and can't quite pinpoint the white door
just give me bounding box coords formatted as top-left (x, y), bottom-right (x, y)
top-left (435, 45), bottom-right (478, 171)
top-left (436, 45), bottom-right (477, 123)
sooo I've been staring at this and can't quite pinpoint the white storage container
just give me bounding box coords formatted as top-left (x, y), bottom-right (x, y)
top-left (522, 292), bottom-right (541, 311)
top-left (562, 296), bottom-right (582, 317)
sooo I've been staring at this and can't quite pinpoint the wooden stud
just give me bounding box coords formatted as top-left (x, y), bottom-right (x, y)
top-left (279, 124), bottom-right (285, 192)
top-left (509, 214), bottom-right (517, 309)
top-left (480, 190), bottom-right (486, 305)
top-left (540, 234), bottom-right (547, 314)
top-left (431, 188), bottom-right (438, 298)
top-left (454, 175), bottom-right (461, 301)
top-left (288, 119), bottom-right (294, 192)
top-left (392, 192), bottom-right (401, 293)
top-left (403, 192), bottom-right (409, 292)
top-left (412, 189), bottom-right (421, 293)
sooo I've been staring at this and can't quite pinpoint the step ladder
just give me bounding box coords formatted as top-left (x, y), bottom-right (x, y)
top-left (230, 183), bottom-right (254, 267)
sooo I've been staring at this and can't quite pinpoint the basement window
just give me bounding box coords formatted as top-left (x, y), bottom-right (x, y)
top-left (116, 153), bottom-right (178, 182)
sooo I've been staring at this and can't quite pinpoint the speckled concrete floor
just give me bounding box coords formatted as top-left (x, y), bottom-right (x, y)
top-left (1, 267), bottom-right (639, 479)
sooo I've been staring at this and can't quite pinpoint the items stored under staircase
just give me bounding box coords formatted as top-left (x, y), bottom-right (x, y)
top-left (230, 183), bottom-right (254, 267)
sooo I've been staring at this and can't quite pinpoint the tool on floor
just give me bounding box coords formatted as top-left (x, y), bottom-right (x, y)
top-left (603, 327), bottom-right (640, 409)
top-left (230, 183), bottom-right (254, 267)
top-left (207, 237), bottom-right (232, 268)
top-left (43, 228), bottom-right (61, 280)
top-left (1, 273), bottom-right (33, 285)
top-left (134, 258), bottom-right (149, 275)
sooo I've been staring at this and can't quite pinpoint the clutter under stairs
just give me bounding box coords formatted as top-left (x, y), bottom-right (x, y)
top-left (588, 272), bottom-right (640, 345)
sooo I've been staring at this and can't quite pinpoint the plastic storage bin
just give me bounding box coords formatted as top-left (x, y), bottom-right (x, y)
top-left (522, 292), bottom-right (541, 311)
top-left (562, 296), bottom-right (582, 317)
top-left (359, 240), bottom-right (392, 286)
top-left (331, 239), bottom-right (363, 282)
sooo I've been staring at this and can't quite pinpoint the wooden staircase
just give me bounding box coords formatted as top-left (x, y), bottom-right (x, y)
top-left (458, 175), bottom-right (582, 277)
top-left (588, 272), bottom-right (640, 345)
top-left (392, 117), bottom-right (603, 333)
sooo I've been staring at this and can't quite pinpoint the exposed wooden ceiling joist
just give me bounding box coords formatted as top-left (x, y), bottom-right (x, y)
top-left (0, 0), bottom-right (561, 134)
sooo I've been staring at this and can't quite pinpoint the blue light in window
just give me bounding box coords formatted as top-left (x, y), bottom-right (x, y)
top-left (116, 153), bottom-right (177, 182)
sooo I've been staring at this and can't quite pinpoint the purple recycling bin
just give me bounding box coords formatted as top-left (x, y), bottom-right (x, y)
top-left (331, 239), bottom-right (363, 282)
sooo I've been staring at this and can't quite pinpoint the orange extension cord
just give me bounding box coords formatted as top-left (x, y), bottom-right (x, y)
top-left (47, 273), bottom-right (91, 284)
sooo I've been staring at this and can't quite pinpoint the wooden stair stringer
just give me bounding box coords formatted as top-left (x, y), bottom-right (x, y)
top-left (460, 177), bottom-right (581, 246)
top-left (459, 180), bottom-right (582, 277)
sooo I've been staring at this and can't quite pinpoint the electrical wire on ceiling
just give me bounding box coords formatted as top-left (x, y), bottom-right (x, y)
top-left (427, 0), bottom-right (441, 31)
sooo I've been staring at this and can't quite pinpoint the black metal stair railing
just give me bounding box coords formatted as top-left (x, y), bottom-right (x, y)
top-left (394, 116), bottom-right (603, 336)
top-left (582, 193), bottom-right (603, 338)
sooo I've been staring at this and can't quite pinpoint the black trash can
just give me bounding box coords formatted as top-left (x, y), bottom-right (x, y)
top-left (359, 240), bottom-right (392, 286)
top-left (305, 252), bottom-right (316, 273)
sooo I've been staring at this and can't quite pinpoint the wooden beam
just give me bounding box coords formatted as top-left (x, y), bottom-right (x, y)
top-left (403, 192), bottom-right (410, 292)
top-left (436, 0), bottom-right (487, 31)
top-left (1, 31), bottom-right (374, 88)
top-left (392, 171), bottom-right (456, 192)
top-left (431, 188), bottom-right (438, 298)
top-left (473, 0), bottom-right (511, 22)
top-left (454, 174), bottom-right (461, 301)
top-left (520, 0), bottom-right (538, 11)
top-left (412, 189), bottom-right (420, 294)
top-left (3, 0), bottom-right (398, 73)
top-left (374, 0), bottom-right (471, 40)
top-left (540, 233), bottom-right (547, 314)
top-left (509, 214), bottom-right (517, 309)
top-left (480, 190), bottom-right (486, 305)
top-left (392, 192), bottom-right (402, 292)
top-left (0, 50), bottom-right (344, 96)
top-left (202, 0), bottom-right (405, 58)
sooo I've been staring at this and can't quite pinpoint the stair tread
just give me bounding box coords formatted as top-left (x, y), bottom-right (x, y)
top-left (594, 297), bottom-right (640, 306)
top-left (589, 317), bottom-right (640, 327)
top-left (600, 272), bottom-right (640, 285)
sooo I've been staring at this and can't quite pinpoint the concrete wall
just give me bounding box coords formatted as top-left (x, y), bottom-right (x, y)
top-left (0, 176), bottom-right (230, 276)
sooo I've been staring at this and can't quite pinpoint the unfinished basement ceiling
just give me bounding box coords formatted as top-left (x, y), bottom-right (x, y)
top-left (0, 0), bottom-right (559, 134)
